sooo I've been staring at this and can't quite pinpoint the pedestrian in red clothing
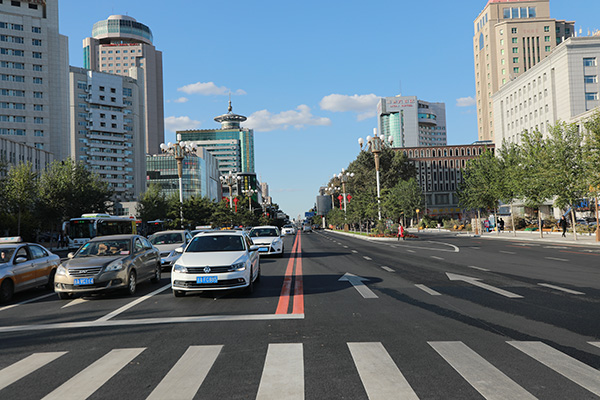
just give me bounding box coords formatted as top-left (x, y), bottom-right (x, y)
top-left (398, 224), bottom-right (405, 241)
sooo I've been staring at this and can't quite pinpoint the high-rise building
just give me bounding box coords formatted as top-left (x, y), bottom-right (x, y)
top-left (69, 66), bottom-right (145, 202)
top-left (473, 0), bottom-right (574, 143)
top-left (0, 0), bottom-right (69, 160)
top-left (178, 101), bottom-right (255, 175)
top-left (377, 96), bottom-right (447, 147)
top-left (83, 14), bottom-right (164, 154)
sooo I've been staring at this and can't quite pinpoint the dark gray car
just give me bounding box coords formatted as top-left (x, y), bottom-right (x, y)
top-left (54, 234), bottom-right (161, 299)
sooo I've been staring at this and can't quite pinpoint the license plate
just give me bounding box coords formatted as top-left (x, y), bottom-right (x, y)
top-left (74, 277), bottom-right (94, 286)
top-left (197, 276), bottom-right (218, 284)
top-left (259, 247), bottom-right (269, 252)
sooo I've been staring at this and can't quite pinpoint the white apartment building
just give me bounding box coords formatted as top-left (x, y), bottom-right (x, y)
top-left (69, 66), bottom-right (145, 202)
top-left (0, 0), bottom-right (69, 160)
top-left (0, 135), bottom-right (52, 176)
top-left (493, 36), bottom-right (600, 145)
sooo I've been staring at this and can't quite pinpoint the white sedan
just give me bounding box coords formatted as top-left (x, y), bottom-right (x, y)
top-left (171, 231), bottom-right (260, 297)
top-left (249, 226), bottom-right (284, 257)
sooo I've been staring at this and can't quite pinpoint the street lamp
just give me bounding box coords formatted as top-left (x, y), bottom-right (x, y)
top-left (242, 188), bottom-right (258, 212)
top-left (160, 140), bottom-right (197, 228)
top-left (219, 171), bottom-right (242, 210)
top-left (336, 169), bottom-right (355, 214)
top-left (359, 128), bottom-right (394, 220)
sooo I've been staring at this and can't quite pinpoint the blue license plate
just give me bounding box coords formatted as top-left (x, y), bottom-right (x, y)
top-left (74, 277), bottom-right (94, 286)
top-left (259, 247), bottom-right (269, 252)
top-left (197, 276), bottom-right (218, 284)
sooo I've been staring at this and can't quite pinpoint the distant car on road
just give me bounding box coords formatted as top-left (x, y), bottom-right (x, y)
top-left (302, 224), bottom-right (312, 233)
top-left (0, 237), bottom-right (60, 303)
top-left (171, 230), bottom-right (260, 297)
top-left (281, 225), bottom-right (295, 236)
top-left (54, 234), bottom-right (161, 299)
top-left (148, 230), bottom-right (193, 270)
top-left (249, 226), bottom-right (284, 257)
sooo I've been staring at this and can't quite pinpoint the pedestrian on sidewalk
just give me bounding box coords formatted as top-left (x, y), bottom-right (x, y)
top-left (559, 216), bottom-right (568, 237)
top-left (398, 223), bottom-right (405, 241)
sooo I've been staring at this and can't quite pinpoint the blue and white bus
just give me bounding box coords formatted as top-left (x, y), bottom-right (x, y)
top-left (63, 213), bottom-right (137, 250)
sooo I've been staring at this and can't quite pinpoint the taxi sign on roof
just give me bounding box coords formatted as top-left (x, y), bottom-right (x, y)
top-left (0, 236), bottom-right (23, 243)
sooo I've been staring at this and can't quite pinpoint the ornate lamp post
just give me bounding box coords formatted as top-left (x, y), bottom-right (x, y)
top-left (219, 171), bottom-right (241, 210)
top-left (160, 140), bottom-right (197, 228)
top-left (242, 188), bottom-right (258, 212)
top-left (336, 169), bottom-right (355, 215)
top-left (359, 128), bottom-right (394, 220)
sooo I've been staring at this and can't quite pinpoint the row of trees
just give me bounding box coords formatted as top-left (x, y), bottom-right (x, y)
top-left (458, 112), bottom-right (600, 238)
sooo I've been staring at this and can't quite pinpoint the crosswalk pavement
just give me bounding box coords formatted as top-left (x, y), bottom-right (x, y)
top-left (1, 341), bottom-right (599, 399)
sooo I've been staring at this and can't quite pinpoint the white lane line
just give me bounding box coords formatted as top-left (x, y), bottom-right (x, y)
top-left (61, 298), bottom-right (88, 309)
top-left (499, 251), bottom-right (516, 255)
top-left (545, 257), bottom-right (569, 262)
top-left (431, 256), bottom-right (444, 261)
top-left (0, 292), bottom-right (56, 312)
top-left (415, 284), bottom-right (441, 296)
top-left (42, 348), bottom-right (146, 400)
top-left (348, 342), bottom-right (418, 400)
top-left (256, 343), bottom-right (304, 400)
top-left (446, 273), bottom-right (523, 299)
top-left (0, 313), bottom-right (305, 333)
top-left (471, 247), bottom-right (480, 250)
top-left (538, 283), bottom-right (585, 295)
top-left (509, 341), bottom-right (600, 396)
top-left (344, 246), bottom-right (348, 248)
top-left (363, 256), bottom-right (372, 261)
top-left (468, 266), bottom-right (490, 272)
top-left (147, 345), bottom-right (222, 400)
top-left (589, 342), bottom-right (600, 349)
top-left (352, 250), bottom-right (358, 253)
top-left (0, 352), bottom-right (67, 391)
top-left (430, 341), bottom-right (536, 400)
top-left (406, 250), bottom-right (415, 253)
top-left (381, 266), bottom-right (395, 273)
top-left (96, 283), bottom-right (171, 322)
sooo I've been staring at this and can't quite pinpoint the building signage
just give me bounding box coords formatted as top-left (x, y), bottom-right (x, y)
top-left (386, 98), bottom-right (416, 110)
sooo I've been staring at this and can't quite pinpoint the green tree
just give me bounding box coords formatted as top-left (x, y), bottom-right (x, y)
top-left (137, 183), bottom-right (169, 222)
top-left (496, 141), bottom-right (523, 235)
top-left (5, 162), bottom-right (38, 236)
top-left (382, 178), bottom-right (424, 226)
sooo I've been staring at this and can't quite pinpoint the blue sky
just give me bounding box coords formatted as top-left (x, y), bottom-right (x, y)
top-left (59, 0), bottom-right (600, 221)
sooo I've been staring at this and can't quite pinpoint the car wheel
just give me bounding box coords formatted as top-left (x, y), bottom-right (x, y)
top-left (126, 270), bottom-right (137, 296)
top-left (57, 292), bottom-right (71, 300)
top-left (151, 263), bottom-right (161, 283)
top-left (173, 290), bottom-right (185, 297)
top-left (45, 269), bottom-right (57, 290)
top-left (0, 279), bottom-right (14, 303)
top-left (245, 268), bottom-right (254, 295)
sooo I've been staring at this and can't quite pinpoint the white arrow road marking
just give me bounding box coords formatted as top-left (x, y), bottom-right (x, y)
top-left (538, 283), bottom-right (584, 295)
top-left (339, 273), bottom-right (378, 299)
top-left (446, 273), bottom-right (523, 298)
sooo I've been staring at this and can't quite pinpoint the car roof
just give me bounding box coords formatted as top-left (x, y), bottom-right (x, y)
top-left (193, 230), bottom-right (246, 237)
top-left (150, 230), bottom-right (187, 235)
top-left (90, 234), bottom-right (138, 241)
top-left (251, 226), bottom-right (278, 230)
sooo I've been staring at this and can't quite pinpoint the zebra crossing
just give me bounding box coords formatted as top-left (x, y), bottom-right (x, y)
top-left (1, 341), bottom-right (599, 399)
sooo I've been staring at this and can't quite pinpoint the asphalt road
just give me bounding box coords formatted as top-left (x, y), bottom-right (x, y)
top-left (1, 230), bottom-right (599, 399)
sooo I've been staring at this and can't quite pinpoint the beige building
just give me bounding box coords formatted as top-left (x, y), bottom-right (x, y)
top-left (0, 0), bottom-right (69, 160)
top-left (83, 14), bottom-right (164, 155)
top-left (473, 0), bottom-right (574, 143)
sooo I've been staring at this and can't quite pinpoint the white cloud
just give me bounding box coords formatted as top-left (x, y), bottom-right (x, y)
top-left (170, 97), bottom-right (189, 103)
top-left (456, 96), bottom-right (476, 107)
top-left (164, 116), bottom-right (201, 132)
top-left (319, 93), bottom-right (379, 120)
top-left (177, 81), bottom-right (246, 96)
top-left (245, 105), bottom-right (331, 132)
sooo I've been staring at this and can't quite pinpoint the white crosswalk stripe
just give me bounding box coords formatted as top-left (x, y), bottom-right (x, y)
top-left (3, 341), bottom-right (600, 398)
top-left (429, 341), bottom-right (536, 400)
top-left (509, 341), bottom-right (600, 397)
top-left (348, 342), bottom-right (418, 400)
top-left (41, 348), bottom-right (146, 400)
top-left (0, 352), bottom-right (67, 391)
top-left (146, 345), bottom-right (222, 400)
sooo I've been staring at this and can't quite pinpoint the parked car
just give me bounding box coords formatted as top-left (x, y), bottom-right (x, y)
top-left (171, 230), bottom-right (260, 297)
top-left (148, 230), bottom-right (193, 270)
top-left (0, 237), bottom-right (60, 303)
top-left (54, 234), bottom-right (161, 299)
top-left (248, 226), bottom-right (284, 257)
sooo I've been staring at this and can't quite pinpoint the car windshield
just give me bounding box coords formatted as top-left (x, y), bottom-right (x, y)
top-left (77, 239), bottom-right (130, 257)
top-left (0, 247), bottom-right (15, 262)
top-left (250, 229), bottom-right (279, 237)
top-left (186, 235), bottom-right (245, 252)
top-left (149, 233), bottom-right (183, 245)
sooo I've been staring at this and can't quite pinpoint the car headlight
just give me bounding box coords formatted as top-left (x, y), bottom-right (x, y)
top-left (105, 260), bottom-right (123, 272)
top-left (173, 263), bottom-right (188, 273)
top-left (230, 262), bottom-right (246, 271)
top-left (56, 265), bottom-right (67, 276)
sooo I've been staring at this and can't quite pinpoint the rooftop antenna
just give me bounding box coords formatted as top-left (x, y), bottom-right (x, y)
top-left (228, 92), bottom-right (232, 113)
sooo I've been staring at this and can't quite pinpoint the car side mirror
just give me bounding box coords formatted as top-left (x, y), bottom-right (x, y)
top-left (250, 245), bottom-right (260, 252)
top-left (15, 256), bottom-right (28, 264)
top-left (67, 252), bottom-right (75, 259)
top-left (175, 247), bottom-right (183, 254)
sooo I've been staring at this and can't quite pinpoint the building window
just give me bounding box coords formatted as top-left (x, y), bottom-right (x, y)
top-left (584, 58), bottom-right (597, 67)
top-left (586, 93), bottom-right (599, 101)
top-left (514, 67), bottom-right (520, 73)
top-left (33, 77), bottom-right (42, 84)
top-left (32, 39), bottom-right (41, 46)
top-left (512, 27), bottom-right (517, 34)
top-left (32, 52), bottom-right (42, 59)
top-left (32, 27), bottom-right (41, 33)
top-left (512, 38), bottom-right (518, 43)
top-left (33, 64), bottom-right (42, 71)
top-left (585, 75), bottom-right (598, 83)
top-left (513, 57), bottom-right (519, 63)
top-left (545, 46), bottom-right (551, 52)
top-left (544, 26), bottom-right (550, 32)
top-left (512, 47), bottom-right (518, 53)
top-left (544, 36), bottom-right (550, 42)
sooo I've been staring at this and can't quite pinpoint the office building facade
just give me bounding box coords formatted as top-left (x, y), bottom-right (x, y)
top-left (83, 14), bottom-right (164, 154)
top-left (69, 66), bottom-right (145, 202)
top-left (493, 36), bottom-right (600, 145)
top-left (377, 96), bottom-right (447, 148)
top-left (0, 135), bottom-right (52, 176)
top-left (473, 0), bottom-right (574, 143)
top-left (0, 0), bottom-right (69, 160)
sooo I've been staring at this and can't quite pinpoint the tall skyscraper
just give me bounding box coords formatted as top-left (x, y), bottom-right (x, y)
top-left (377, 96), bottom-right (447, 148)
top-left (83, 14), bottom-right (164, 154)
top-left (0, 0), bottom-right (69, 160)
top-left (473, 0), bottom-right (574, 142)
